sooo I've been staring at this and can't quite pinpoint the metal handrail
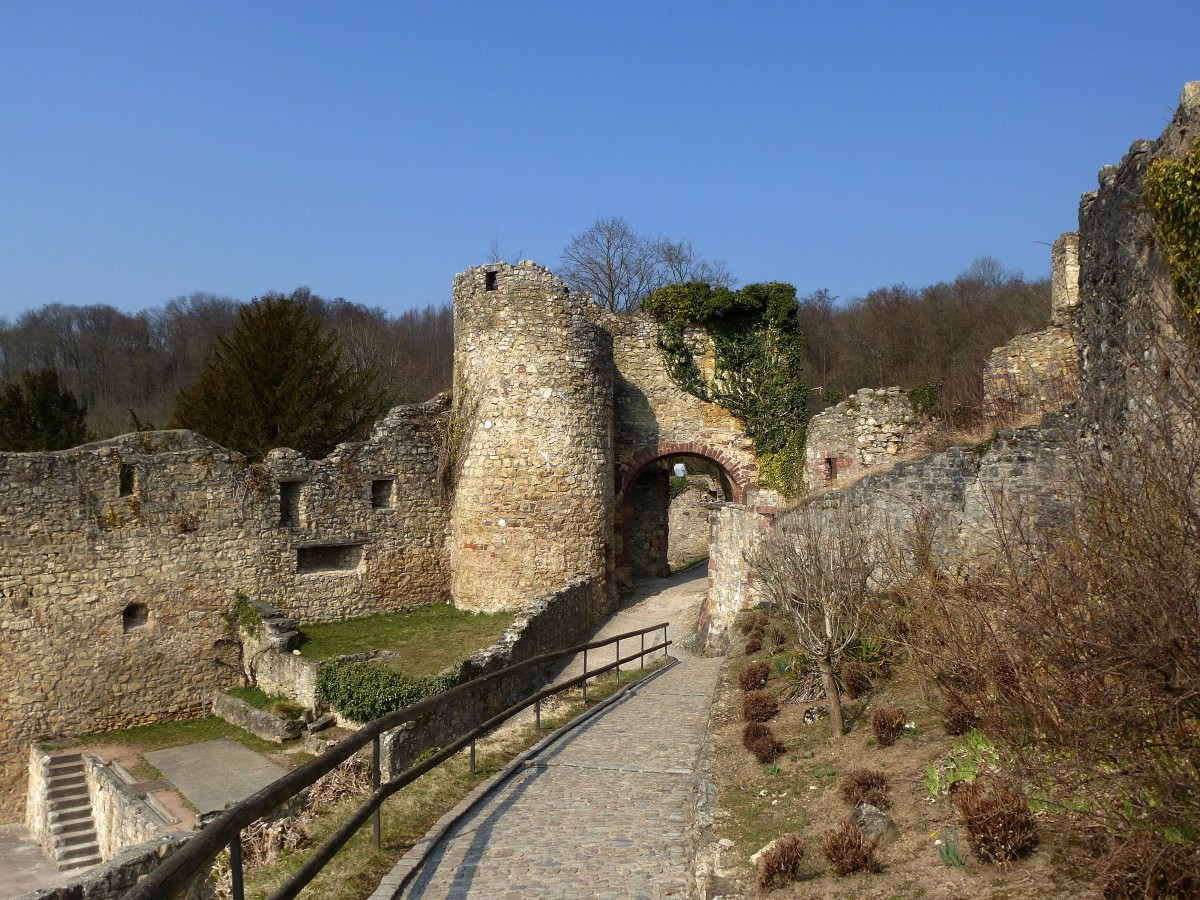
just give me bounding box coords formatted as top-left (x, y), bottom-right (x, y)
top-left (125, 620), bottom-right (671, 900)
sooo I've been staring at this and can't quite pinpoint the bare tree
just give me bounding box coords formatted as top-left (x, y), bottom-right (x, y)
top-left (559, 218), bottom-right (734, 313)
top-left (559, 217), bottom-right (660, 313)
top-left (656, 237), bottom-right (736, 289)
top-left (751, 501), bottom-right (873, 737)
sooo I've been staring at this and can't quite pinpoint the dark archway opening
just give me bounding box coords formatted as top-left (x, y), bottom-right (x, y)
top-left (615, 452), bottom-right (733, 588)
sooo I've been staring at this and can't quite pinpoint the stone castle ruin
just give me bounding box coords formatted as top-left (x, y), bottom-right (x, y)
top-left (0, 259), bottom-right (755, 821)
top-left (3, 83), bottom-right (1197, 882)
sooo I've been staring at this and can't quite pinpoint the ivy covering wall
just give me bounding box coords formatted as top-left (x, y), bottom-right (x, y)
top-left (642, 281), bottom-right (808, 495)
top-left (1144, 138), bottom-right (1200, 332)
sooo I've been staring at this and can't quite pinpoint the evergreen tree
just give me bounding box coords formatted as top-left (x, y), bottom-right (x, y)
top-left (0, 369), bottom-right (91, 451)
top-left (170, 291), bottom-right (387, 459)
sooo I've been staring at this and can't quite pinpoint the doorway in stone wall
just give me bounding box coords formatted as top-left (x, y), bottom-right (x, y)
top-left (615, 452), bottom-right (734, 588)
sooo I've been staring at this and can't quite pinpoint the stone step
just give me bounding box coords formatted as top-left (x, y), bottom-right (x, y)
top-left (48, 803), bottom-right (92, 823)
top-left (48, 770), bottom-right (87, 786)
top-left (49, 759), bottom-right (86, 775)
top-left (57, 829), bottom-right (98, 848)
top-left (56, 841), bottom-right (101, 869)
top-left (47, 783), bottom-right (88, 802)
top-left (51, 817), bottom-right (94, 836)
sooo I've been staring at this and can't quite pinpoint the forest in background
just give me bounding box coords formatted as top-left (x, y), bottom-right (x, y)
top-left (0, 257), bottom-right (1049, 446)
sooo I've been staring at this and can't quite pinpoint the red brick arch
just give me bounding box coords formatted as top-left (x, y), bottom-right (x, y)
top-left (619, 441), bottom-right (753, 504)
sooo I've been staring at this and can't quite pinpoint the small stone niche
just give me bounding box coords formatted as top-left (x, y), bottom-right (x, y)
top-left (371, 478), bottom-right (395, 509)
top-left (279, 481), bottom-right (305, 527)
top-left (122, 603), bottom-right (149, 632)
top-left (296, 543), bottom-right (363, 574)
top-left (119, 464), bottom-right (137, 496)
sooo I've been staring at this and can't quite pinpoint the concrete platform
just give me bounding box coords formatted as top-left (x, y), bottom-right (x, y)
top-left (0, 823), bottom-right (88, 898)
top-left (144, 738), bottom-right (286, 816)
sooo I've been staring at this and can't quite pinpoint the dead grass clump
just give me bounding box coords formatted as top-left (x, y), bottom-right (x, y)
top-left (758, 832), bottom-right (806, 891)
top-left (821, 820), bottom-right (881, 876)
top-left (742, 690), bottom-right (779, 723)
top-left (954, 779), bottom-right (1036, 864)
top-left (939, 686), bottom-right (977, 736)
top-left (870, 706), bottom-right (905, 747)
top-left (744, 633), bottom-right (763, 655)
top-left (1100, 833), bottom-right (1200, 899)
top-left (839, 768), bottom-right (891, 809)
top-left (739, 660), bottom-right (771, 692)
top-left (739, 609), bottom-right (769, 636)
top-left (841, 661), bottom-right (873, 699)
top-left (742, 723), bottom-right (785, 764)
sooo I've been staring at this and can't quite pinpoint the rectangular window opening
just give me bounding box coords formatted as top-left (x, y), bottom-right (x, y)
top-left (484, 270), bottom-right (498, 291)
top-left (825, 457), bottom-right (838, 481)
top-left (119, 464), bottom-right (137, 496)
top-left (371, 478), bottom-right (395, 509)
top-left (279, 481), bottom-right (304, 527)
top-left (297, 543), bottom-right (363, 574)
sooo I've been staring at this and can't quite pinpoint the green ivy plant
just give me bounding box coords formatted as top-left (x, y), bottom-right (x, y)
top-left (316, 659), bottom-right (461, 723)
top-left (642, 281), bottom-right (808, 495)
top-left (1143, 139), bottom-right (1200, 332)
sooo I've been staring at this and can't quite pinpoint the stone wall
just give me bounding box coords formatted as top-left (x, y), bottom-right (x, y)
top-left (1076, 83), bottom-right (1200, 444)
top-left (700, 419), bottom-right (1075, 650)
top-left (84, 755), bottom-right (167, 861)
top-left (0, 400), bottom-right (450, 822)
top-left (667, 475), bottom-right (722, 571)
top-left (15, 833), bottom-right (211, 900)
top-left (380, 576), bottom-right (599, 778)
top-left (982, 232), bottom-right (1081, 420)
top-left (803, 388), bottom-right (935, 490)
top-left (25, 749), bottom-right (52, 854)
top-left (450, 263), bottom-right (614, 615)
top-left (626, 467), bottom-right (670, 579)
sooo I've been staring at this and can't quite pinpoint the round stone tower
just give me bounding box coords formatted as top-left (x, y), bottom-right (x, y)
top-left (449, 261), bottom-right (614, 614)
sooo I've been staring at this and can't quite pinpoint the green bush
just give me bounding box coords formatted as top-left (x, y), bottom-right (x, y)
top-left (317, 660), bottom-right (460, 723)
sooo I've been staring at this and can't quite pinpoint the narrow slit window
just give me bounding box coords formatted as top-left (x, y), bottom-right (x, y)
top-left (485, 270), bottom-right (498, 291)
top-left (371, 478), bottom-right (395, 509)
top-left (279, 481), bottom-right (303, 527)
top-left (825, 457), bottom-right (838, 480)
top-left (119, 464), bottom-right (136, 496)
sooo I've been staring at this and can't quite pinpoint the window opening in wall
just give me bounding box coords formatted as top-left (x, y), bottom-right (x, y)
top-left (485, 270), bottom-right (498, 291)
top-left (297, 543), bottom-right (363, 574)
top-left (119, 464), bottom-right (136, 496)
top-left (825, 457), bottom-right (838, 480)
top-left (123, 603), bottom-right (149, 632)
top-left (279, 481), bottom-right (304, 527)
top-left (371, 478), bottom-right (395, 509)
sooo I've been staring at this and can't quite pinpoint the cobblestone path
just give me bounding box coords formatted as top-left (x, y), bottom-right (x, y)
top-left (394, 570), bottom-right (720, 899)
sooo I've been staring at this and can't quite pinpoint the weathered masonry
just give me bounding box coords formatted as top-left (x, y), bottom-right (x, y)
top-left (0, 260), bottom-right (756, 821)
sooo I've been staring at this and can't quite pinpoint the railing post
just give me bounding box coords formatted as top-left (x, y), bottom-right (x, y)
top-left (640, 631), bottom-right (645, 669)
top-left (230, 834), bottom-right (245, 900)
top-left (583, 648), bottom-right (588, 702)
top-left (615, 637), bottom-right (620, 684)
top-left (535, 697), bottom-right (541, 732)
top-left (663, 624), bottom-right (668, 659)
top-left (372, 735), bottom-right (381, 850)
top-left (470, 692), bottom-right (477, 774)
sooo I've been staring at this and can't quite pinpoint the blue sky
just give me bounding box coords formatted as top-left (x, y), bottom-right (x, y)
top-left (1, 2), bottom-right (1197, 319)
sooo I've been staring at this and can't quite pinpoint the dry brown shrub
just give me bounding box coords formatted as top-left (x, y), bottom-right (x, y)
top-left (758, 832), bottom-right (806, 891)
top-left (743, 633), bottom-right (763, 655)
top-left (841, 661), bottom-right (873, 699)
top-left (747, 726), bottom-right (785, 764)
top-left (739, 660), bottom-right (771, 692)
top-left (742, 721), bottom-right (771, 749)
top-left (870, 706), bottom-right (905, 747)
top-left (954, 778), bottom-right (1036, 865)
top-left (1100, 833), bottom-right (1200, 899)
top-left (839, 768), bottom-right (890, 809)
top-left (820, 820), bottom-right (881, 876)
top-left (939, 685), bottom-right (977, 736)
top-left (739, 609), bottom-right (769, 636)
top-left (742, 690), bottom-right (779, 723)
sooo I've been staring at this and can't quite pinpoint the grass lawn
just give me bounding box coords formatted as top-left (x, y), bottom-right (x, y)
top-left (297, 603), bottom-right (513, 677)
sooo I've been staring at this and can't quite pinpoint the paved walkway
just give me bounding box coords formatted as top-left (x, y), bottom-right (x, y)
top-left (392, 568), bottom-right (720, 899)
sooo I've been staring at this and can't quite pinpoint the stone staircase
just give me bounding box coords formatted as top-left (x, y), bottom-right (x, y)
top-left (44, 752), bottom-right (101, 870)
